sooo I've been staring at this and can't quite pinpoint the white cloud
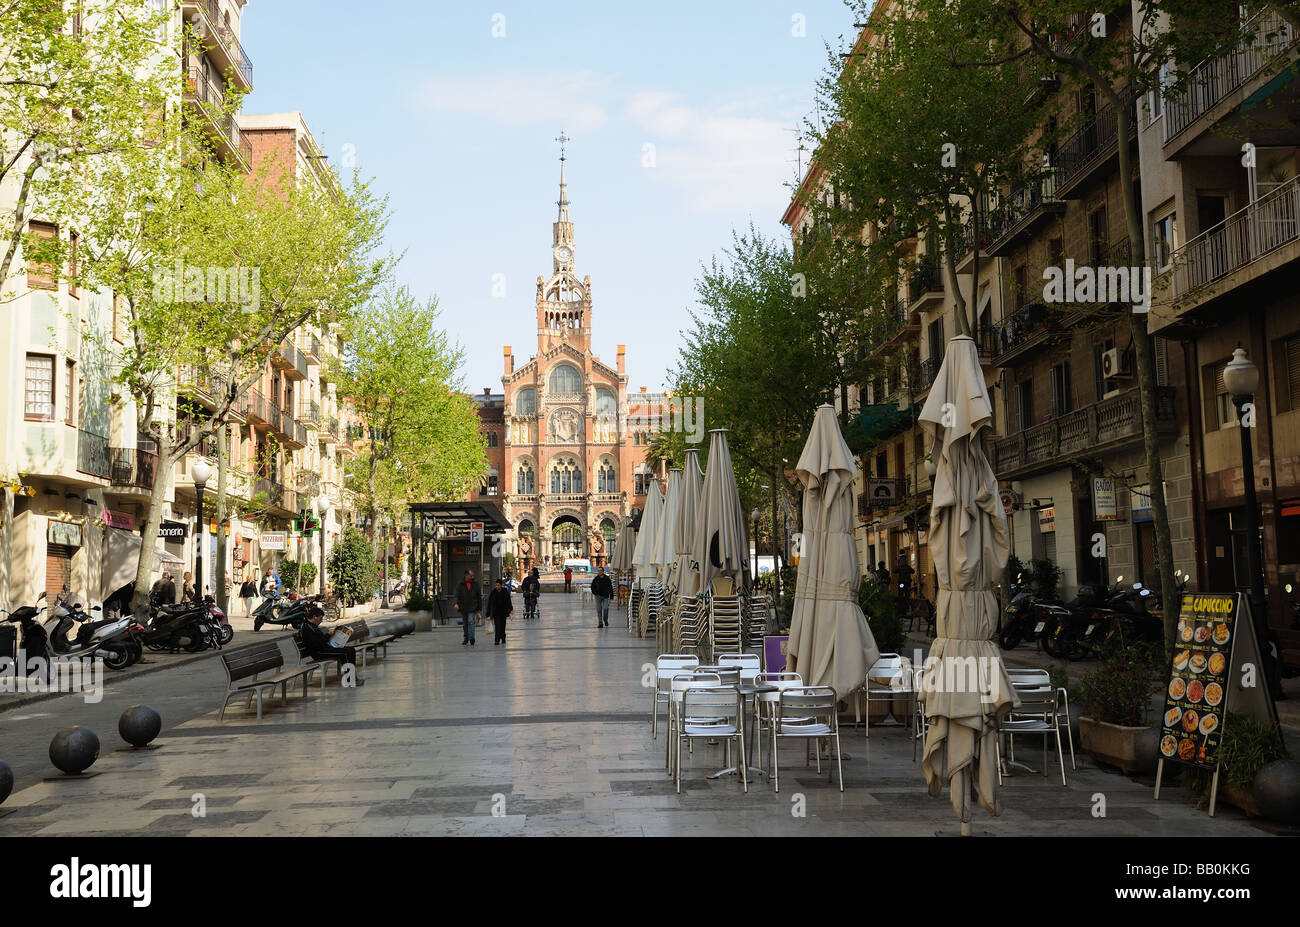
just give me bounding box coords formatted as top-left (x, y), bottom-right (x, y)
top-left (413, 71), bottom-right (609, 132)
top-left (625, 91), bottom-right (795, 215)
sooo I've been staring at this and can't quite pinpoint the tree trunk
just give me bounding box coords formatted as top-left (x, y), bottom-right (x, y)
top-left (943, 200), bottom-right (974, 338)
top-left (132, 427), bottom-right (173, 618)
top-left (215, 422), bottom-right (229, 613)
top-left (1111, 94), bottom-right (1179, 655)
top-left (770, 475), bottom-right (782, 616)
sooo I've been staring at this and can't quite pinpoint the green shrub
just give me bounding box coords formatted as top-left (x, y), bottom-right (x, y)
top-left (859, 576), bottom-right (905, 654)
top-left (406, 591), bottom-right (436, 613)
top-left (1079, 645), bottom-right (1159, 726)
top-left (1027, 559), bottom-right (1061, 600)
top-left (278, 559), bottom-right (317, 592)
top-left (326, 526), bottom-right (379, 607)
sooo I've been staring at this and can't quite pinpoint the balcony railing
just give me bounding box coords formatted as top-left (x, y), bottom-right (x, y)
top-left (592, 492), bottom-right (623, 504)
top-left (1054, 93), bottom-right (1137, 194)
top-left (915, 357), bottom-right (941, 393)
top-left (303, 335), bottom-right (322, 364)
top-left (184, 0), bottom-right (254, 86)
top-left (908, 261), bottom-right (944, 305)
top-left (296, 470), bottom-right (320, 497)
top-left (548, 493), bottom-right (587, 505)
top-left (253, 477), bottom-right (285, 507)
top-left (183, 67), bottom-right (251, 167)
top-left (1169, 174), bottom-right (1300, 299)
top-left (985, 169), bottom-right (1065, 254)
top-left (991, 386), bottom-right (1176, 477)
top-left (322, 416), bottom-right (340, 440)
top-left (1164, 9), bottom-right (1295, 143)
top-left (241, 388), bottom-right (268, 424)
top-left (299, 400), bottom-right (321, 425)
top-left (110, 446), bottom-right (157, 490)
top-left (77, 431), bottom-right (111, 479)
top-left (989, 301), bottom-right (1060, 363)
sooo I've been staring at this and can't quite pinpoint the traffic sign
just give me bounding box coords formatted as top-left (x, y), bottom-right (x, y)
top-left (469, 521), bottom-right (485, 543)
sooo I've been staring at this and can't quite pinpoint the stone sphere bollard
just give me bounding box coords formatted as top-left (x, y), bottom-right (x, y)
top-left (49, 726), bottom-right (100, 775)
top-left (1254, 759), bottom-right (1300, 826)
top-left (118, 705), bottom-right (162, 748)
top-left (0, 760), bottom-right (12, 805)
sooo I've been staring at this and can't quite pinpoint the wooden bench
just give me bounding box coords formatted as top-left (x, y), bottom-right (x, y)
top-left (219, 641), bottom-right (320, 720)
top-left (327, 619), bottom-right (396, 667)
top-left (292, 634), bottom-right (345, 689)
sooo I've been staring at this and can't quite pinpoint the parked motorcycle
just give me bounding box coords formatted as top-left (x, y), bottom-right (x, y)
top-left (1037, 583), bottom-right (1109, 660)
top-left (205, 594), bottom-right (234, 646)
top-left (999, 573), bottom-right (1038, 650)
top-left (135, 600), bottom-right (211, 653)
top-left (1, 592), bottom-right (51, 672)
top-left (255, 591), bottom-right (320, 630)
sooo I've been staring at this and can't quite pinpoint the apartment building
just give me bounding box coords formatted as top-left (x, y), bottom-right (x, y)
top-left (786, 4), bottom-right (1205, 602)
top-left (1142, 7), bottom-right (1299, 646)
top-left (0, 0), bottom-right (257, 609)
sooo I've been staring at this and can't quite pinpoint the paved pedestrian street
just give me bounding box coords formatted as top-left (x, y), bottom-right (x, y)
top-left (0, 595), bottom-right (1280, 838)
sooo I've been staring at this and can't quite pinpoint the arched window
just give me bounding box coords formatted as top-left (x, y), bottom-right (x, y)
top-left (548, 363), bottom-right (581, 395)
top-left (517, 519), bottom-right (535, 538)
top-left (595, 387), bottom-right (616, 416)
top-left (515, 388), bottom-right (536, 415)
top-left (597, 459), bottom-right (617, 493)
top-left (515, 459), bottom-right (536, 494)
top-left (549, 456), bottom-right (583, 494)
top-left (600, 517), bottom-right (617, 550)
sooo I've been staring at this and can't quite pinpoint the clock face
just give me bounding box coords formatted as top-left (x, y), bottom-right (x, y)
top-left (554, 245), bottom-right (573, 264)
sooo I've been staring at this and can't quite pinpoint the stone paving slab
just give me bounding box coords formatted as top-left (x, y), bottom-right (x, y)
top-left (0, 596), bottom-right (1286, 837)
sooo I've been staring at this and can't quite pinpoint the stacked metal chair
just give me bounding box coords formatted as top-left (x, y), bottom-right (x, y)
top-left (675, 595), bottom-right (701, 655)
top-left (744, 593), bottom-right (769, 648)
top-left (709, 594), bottom-right (743, 663)
top-left (644, 582), bottom-right (664, 639)
top-left (628, 584), bottom-right (643, 634)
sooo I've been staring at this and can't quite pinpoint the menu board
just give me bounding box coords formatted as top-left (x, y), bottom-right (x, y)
top-left (1156, 593), bottom-right (1237, 769)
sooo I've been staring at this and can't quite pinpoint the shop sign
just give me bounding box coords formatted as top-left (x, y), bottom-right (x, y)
top-left (1092, 478), bottom-right (1117, 521)
top-left (156, 520), bottom-right (188, 539)
top-left (259, 532), bottom-right (286, 551)
top-left (103, 510), bottom-right (135, 530)
top-left (48, 521), bottom-right (83, 547)
top-left (1038, 506), bottom-right (1056, 533)
top-left (867, 478), bottom-right (899, 506)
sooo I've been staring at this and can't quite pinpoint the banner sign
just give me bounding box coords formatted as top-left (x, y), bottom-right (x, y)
top-left (1131, 483), bottom-right (1153, 523)
top-left (103, 510), bottom-right (135, 530)
top-left (1038, 506), bottom-right (1056, 533)
top-left (1092, 478), bottom-right (1117, 521)
top-left (259, 532), bottom-right (286, 551)
top-left (1154, 592), bottom-right (1277, 816)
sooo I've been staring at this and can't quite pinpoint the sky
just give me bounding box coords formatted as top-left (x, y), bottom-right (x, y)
top-left (240, 0), bottom-right (857, 393)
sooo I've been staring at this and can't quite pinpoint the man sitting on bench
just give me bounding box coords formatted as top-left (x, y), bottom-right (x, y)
top-left (299, 604), bottom-right (365, 686)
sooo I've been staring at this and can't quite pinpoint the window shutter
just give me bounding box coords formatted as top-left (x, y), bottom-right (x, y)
top-left (1155, 336), bottom-right (1170, 387)
top-left (1275, 333), bottom-right (1300, 414)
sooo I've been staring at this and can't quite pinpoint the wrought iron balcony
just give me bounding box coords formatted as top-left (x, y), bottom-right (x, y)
top-left (299, 400), bottom-right (321, 426)
top-left (77, 431), bottom-right (111, 479)
top-left (907, 261), bottom-right (944, 306)
top-left (1053, 92), bottom-right (1137, 197)
top-left (182, 66), bottom-right (251, 170)
top-left (182, 0), bottom-right (254, 88)
top-left (110, 446), bottom-right (157, 490)
top-left (985, 169), bottom-right (1066, 256)
top-left (989, 301), bottom-right (1064, 365)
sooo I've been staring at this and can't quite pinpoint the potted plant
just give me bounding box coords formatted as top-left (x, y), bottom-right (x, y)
top-left (1078, 645), bottom-right (1160, 774)
top-left (405, 591), bottom-right (436, 632)
top-left (859, 577), bottom-right (907, 722)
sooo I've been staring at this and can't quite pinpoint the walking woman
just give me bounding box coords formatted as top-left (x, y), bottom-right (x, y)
top-left (240, 573), bottom-right (258, 618)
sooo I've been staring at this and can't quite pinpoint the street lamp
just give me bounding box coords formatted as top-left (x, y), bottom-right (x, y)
top-left (1223, 347), bottom-right (1280, 698)
top-left (316, 492), bottom-right (331, 598)
top-left (191, 457), bottom-right (212, 602)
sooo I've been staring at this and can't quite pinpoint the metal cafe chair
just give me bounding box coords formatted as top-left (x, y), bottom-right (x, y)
top-left (771, 686), bottom-right (844, 793)
top-left (676, 686), bottom-right (747, 793)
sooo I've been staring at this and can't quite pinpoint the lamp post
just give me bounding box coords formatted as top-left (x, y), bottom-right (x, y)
top-left (192, 458), bottom-right (212, 601)
top-left (1223, 347), bottom-right (1280, 698)
top-left (317, 493), bottom-right (331, 598)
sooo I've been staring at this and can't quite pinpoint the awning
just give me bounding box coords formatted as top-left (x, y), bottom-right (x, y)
top-left (843, 404), bottom-right (916, 453)
top-left (103, 528), bottom-right (185, 598)
top-left (406, 501), bottom-right (511, 537)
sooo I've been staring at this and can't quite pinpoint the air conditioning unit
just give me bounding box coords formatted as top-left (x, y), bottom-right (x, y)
top-left (1101, 348), bottom-right (1131, 380)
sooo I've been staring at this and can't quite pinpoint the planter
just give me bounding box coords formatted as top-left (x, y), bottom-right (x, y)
top-left (1078, 716), bottom-right (1159, 775)
top-left (408, 609), bottom-right (434, 632)
top-left (1254, 759), bottom-right (1300, 825)
top-left (1217, 780), bottom-right (1263, 817)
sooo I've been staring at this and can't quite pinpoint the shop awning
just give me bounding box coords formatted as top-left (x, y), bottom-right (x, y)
top-left (843, 403), bottom-right (917, 454)
top-left (103, 528), bottom-right (185, 599)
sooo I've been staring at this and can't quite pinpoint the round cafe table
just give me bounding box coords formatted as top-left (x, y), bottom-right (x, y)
top-left (708, 682), bottom-right (777, 781)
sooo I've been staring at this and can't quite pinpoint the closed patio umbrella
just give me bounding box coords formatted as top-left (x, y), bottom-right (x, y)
top-left (653, 469), bottom-right (682, 587)
top-left (674, 449), bottom-right (704, 596)
top-left (610, 515), bottom-right (635, 574)
top-left (633, 478), bottom-right (663, 582)
top-left (692, 429), bottom-right (749, 595)
top-left (786, 404), bottom-right (881, 698)
top-left (917, 335), bottom-right (1017, 829)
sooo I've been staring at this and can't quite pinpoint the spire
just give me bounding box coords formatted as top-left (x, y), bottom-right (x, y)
top-left (555, 130), bottom-right (571, 221)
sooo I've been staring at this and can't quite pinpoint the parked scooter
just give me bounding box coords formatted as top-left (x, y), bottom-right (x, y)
top-left (999, 573), bottom-right (1038, 650)
top-left (1, 592), bottom-right (51, 672)
top-left (135, 600), bottom-right (211, 653)
top-left (1036, 583), bottom-right (1108, 660)
top-left (205, 594), bottom-right (234, 645)
top-left (255, 591), bottom-right (320, 631)
top-left (44, 593), bottom-right (137, 669)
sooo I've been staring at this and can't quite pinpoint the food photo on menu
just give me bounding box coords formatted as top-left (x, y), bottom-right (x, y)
top-left (1158, 610), bottom-right (1234, 768)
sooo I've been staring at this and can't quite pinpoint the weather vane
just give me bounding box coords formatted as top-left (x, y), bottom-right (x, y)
top-left (556, 130), bottom-right (570, 160)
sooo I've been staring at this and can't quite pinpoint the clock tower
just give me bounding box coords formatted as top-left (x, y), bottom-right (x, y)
top-left (536, 133), bottom-right (590, 353)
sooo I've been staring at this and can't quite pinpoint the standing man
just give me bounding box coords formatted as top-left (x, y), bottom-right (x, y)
top-left (874, 561), bottom-right (891, 589)
top-left (150, 571), bottom-right (175, 608)
top-left (564, 565), bottom-right (573, 594)
top-left (520, 567), bottom-right (540, 620)
top-left (455, 569), bottom-right (482, 646)
top-left (590, 566), bottom-right (614, 629)
top-left (487, 577), bottom-right (513, 645)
